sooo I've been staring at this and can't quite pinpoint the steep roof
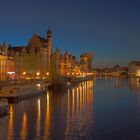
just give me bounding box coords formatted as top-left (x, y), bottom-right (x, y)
top-left (33, 34), bottom-right (47, 43)
top-left (10, 46), bottom-right (26, 51)
top-left (9, 46), bottom-right (29, 54)
top-left (130, 61), bottom-right (140, 66)
top-left (134, 61), bottom-right (140, 66)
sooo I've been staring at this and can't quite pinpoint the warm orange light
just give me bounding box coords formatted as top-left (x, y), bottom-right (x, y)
top-left (22, 72), bottom-right (26, 75)
top-left (46, 72), bottom-right (49, 76)
top-left (37, 83), bottom-right (41, 87)
top-left (67, 72), bottom-right (70, 75)
top-left (37, 72), bottom-right (40, 76)
top-left (136, 70), bottom-right (140, 77)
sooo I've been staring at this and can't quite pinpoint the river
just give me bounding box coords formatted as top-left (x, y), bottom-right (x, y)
top-left (0, 78), bottom-right (140, 140)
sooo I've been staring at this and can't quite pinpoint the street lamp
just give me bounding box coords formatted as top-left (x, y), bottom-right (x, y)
top-left (22, 72), bottom-right (26, 80)
top-left (37, 72), bottom-right (40, 76)
top-left (46, 72), bottom-right (49, 76)
top-left (22, 72), bottom-right (26, 75)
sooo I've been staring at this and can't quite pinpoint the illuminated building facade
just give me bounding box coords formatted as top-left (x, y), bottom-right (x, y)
top-left (0, 54), bottom-right (7, 80)
top-left (128, 61), bottom-right (140, 77)
top-left (53, 48), bottom-right (81, 77)
top-left (111, 64), bottom-right (128, 77)
top-left (8, 28), bottom-right (52, 79)
top-left (0, 42), bottom-right (15, 80)
top-left (80, 53), bottom-right (93, 73)
top-left (0, 28), bottom-right (93, 80)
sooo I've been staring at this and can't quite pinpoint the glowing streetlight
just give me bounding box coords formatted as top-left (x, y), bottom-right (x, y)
top-left (22, 72), bottom-right (26, 75)
top-left (37, 72), bottom-right (40, 76)
top-left (46, 72), bottom-right (49, 76)
top-left (37, 83), bottom-right (41, 87)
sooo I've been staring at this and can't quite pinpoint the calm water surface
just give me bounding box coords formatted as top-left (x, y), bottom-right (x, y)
top-left (0, 78), bottom-right (140, 140)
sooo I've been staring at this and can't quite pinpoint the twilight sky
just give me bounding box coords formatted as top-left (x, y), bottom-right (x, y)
top-left (0, 0), bottom-right (140, 67)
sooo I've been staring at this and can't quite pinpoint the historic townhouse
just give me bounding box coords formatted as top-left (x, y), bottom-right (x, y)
top-left (9, 28), bottom-right (52, 79)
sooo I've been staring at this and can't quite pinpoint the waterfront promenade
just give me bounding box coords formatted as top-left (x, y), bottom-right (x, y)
top-left (0, 80), bottom-right (51, 103)
top-left (0, 76), bottom-right (93, 103)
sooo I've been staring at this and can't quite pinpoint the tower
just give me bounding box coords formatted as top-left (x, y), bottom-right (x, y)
top-left (47, 27), bottom-right (52, 55)
top-left (55, 47), bottom-right (61, 72)
top-left (47, 27), bottom-right (52, 72)
top-left (3, 42), bottom-right (8, 55)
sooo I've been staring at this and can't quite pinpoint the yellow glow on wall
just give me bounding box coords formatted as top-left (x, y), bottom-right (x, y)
top-left (136, 70), bottom-right (140, 77)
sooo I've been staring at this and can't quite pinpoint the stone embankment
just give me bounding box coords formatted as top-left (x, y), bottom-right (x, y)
top-left (0, 82), bottom-right (51, 103)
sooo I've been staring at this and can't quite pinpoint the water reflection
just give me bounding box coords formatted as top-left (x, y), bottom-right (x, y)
top-left (65, 81), bottom-right (94, 140)
top-left (20, 112), bottom-right (27, 140)
top-left (128, 78), bottom-right (140, 92)
top-left (2, 80), bottom-right (94, 140)
top-left (3, 79), bottom-right (140, 139)
top-left (43, 93), bottom-right (50, 139)
top-left (7, 105), bottom-right (14, 140)
top-left (113, 78), bottom-right (127, 88)
top-left (36, 98), bottom-right (41, 138)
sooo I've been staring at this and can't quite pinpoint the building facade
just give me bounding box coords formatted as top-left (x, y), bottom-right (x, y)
top-left (0, 42), bottom-right (15, 80)
top-left (128, 61), bottom-right (140, 77)
top-left (80, 53), bottom-right (93, 73)
top-left (0, 28), bottom-right (93, 80)
top-left (111, 64), bottom-right (128, 77)
top-left (9, 29), bottom-right (52, 79)
top-left (52, 48), bottom-right (81, 77)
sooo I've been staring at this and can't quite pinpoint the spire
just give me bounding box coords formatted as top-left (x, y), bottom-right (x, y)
top-left (65, 49), bottom-right (69, 55)
top-left (3, 41), bottom-right (8, 55)
top-left (48, 24), bottom-right (51, 32)
top-left (56, 47), bottom-right (60, 52)
top-left (47, 26), bottom-right (52, 38)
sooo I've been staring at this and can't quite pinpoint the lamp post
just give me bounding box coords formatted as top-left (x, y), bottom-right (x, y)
top-left (36, 72), bottom-right (40, 76)
top-left (22, 72), bottom-right (26, 84)
top-left (36, 72), bottom-right (40, 81)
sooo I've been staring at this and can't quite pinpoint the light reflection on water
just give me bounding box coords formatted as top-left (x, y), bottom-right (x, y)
top-left (1, 79), bottom-right (140, 139)
top-left (20, 112), bottom-right (27, 140)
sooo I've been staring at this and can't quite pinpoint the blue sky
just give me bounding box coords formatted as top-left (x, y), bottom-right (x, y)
top-left (0, 0), bottom-right (140, 67)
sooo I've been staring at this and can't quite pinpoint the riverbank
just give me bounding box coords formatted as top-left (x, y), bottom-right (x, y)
top-left (0, 76), bottom-right (93, 102)
top-left (0, 83), bottom-right (51, 103)
top-left (48, 75), bottom-right (93, 90)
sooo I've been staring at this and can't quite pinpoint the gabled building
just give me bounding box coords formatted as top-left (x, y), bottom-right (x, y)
top-left (52, 48), bottom-right (81, 77)
top-left (80, 53), bottom-right (93, 73)
top-left (128, 61), bottom-right (140, 77)
top-left (8, 28), bottom-right (52, 79)
top-left (0, 42), bottom-right (15, 80)
top-left (111, 64), bottom-right (128, 77)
